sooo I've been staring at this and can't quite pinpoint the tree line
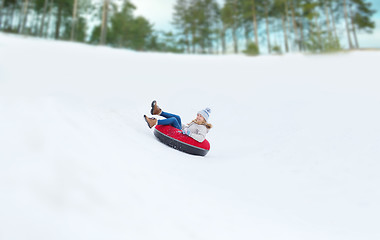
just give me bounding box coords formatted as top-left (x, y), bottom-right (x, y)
top-left (0, 0), bottom-right (179, 51)
top-left (173, 0), bottom-right (376, 54)
top-left (0, 0), bottom-right (376, 54)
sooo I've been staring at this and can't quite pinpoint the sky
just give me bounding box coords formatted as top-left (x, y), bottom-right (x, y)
top-left (133, 0), bottom-right (380, 49)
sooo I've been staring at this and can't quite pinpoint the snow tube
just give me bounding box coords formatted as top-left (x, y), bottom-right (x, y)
top-left (154, 125), bottom-right (210, 156)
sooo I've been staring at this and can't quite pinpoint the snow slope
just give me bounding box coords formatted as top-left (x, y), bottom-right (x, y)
top-left (1, 33), bottom-right (380, 240)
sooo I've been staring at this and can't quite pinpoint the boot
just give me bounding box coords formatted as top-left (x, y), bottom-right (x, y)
top-left (144, 115), bottom-right (157, 129)
top-left (150, 100), bottom-right (162, 115)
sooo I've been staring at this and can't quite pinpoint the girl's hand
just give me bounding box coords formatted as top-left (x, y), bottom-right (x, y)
top-left (182, 129), bottom-right (191, 136)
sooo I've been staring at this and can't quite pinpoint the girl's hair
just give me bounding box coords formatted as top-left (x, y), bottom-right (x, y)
top-left (189, 119), bottom-right (213, 129)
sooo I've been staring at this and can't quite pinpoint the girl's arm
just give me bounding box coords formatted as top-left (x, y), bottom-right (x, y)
top-left (189, 126), bottom-right (207, 142)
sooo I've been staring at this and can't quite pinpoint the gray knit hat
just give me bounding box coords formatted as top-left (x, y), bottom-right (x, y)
top-left (198, 108), bottom-right (211, 122)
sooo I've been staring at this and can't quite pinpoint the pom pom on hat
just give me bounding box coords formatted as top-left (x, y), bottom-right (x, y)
top-left (198, 107), bottom-right (211, 122)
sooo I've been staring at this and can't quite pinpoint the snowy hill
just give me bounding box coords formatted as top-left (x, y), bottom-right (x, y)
top-left (1, 33), bottom-right (380, 240)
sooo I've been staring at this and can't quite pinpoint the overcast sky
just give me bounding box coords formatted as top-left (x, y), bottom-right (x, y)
top-left (133, 0), bottom-right (380, 49)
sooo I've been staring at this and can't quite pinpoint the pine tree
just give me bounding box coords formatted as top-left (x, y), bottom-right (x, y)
top-left (173, 0), bottom-right (190, 53)
top-left (0, 0), bottom-right (5, 28)
top-left (38, 0), bottom-right (49, 37)
top-left (343, 0), bottom-right (354, 49)
top-left (19, 0), bottom-right (30, 34)
top-left (350, 0), bottom-right (376, 48)
top-left (272, 0), bottom-right (289, 53)
top-left (251, 0), bottom-right (259, 50)
top-left (54, 0), bottom-right (72, 39)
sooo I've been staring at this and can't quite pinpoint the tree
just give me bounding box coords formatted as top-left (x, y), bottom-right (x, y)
top-left (221, 0), bottom-right (241, 53)
top-left (107, 0), bottom-right (135, 47)
top-left (127, 16), bottom-right (152, 50)
top-left (19, 0), bottom-right (30, 34)
top-left (100, 0), bottom-right (109, 45)
top-left (38, 0), bottom-right (49, 37)
top-left (197, 0), bottom-right (219, 53)
top-left (101, 0), bottom-right (154, 51)
top-left (71, 0), bottom-right (78, 40)
top-left (282, 0), bottom-right (290, 52)
top-left (243, 41), bottom-right (259, 55)
top-left (350, 0), bottom-right (376, 48)
top-left (0, 0), bottom-right (5, 28)
top-left (54, 0), bottom-right (72, 39)
top-left (272, 0), bottom-right (289, 52)
top-left (343, 0), bottom-right (354, 49)
top-left (251, 0), bottom-right (259, 50)
top-left (173, 0), bottom-right (191, 53)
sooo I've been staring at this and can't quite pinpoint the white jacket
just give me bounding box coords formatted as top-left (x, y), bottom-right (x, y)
top-left (182, 122), bottom-right (209, 142)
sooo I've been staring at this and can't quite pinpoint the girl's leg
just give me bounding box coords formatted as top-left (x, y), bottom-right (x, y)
top-left (158, 117), bottom-right (181, 130)
top-left (160, 111), bottom-right (182, 127)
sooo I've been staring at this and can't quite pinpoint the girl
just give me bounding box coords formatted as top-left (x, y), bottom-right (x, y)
top-left (144, 101), bottom-right (212, 142)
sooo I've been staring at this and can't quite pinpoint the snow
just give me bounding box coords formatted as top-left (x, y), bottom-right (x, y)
top-left (1, 32), bottom-right (380, 240)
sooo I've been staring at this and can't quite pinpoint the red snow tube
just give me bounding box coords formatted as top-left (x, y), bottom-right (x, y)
top-left (154, 125), bottom-right (210, 156)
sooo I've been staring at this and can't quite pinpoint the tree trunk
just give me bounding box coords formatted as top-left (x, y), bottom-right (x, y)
top-left (232, 0), bottom-right (238, 53)
top-left (191, 26), bottom-right (196, 53)
top-left (324, 1), bottom-right (332, 38)
top-left (283, 0), bottom-right (289, 52)
top-left (9, 4), bottom-right (16, 29)
top-left (348, 2), bottom-right (359, 48)
top-left (0, 0), bottom-right (4, 29)
top-left (216, 29), bottom-right (221, 54)
top-left (290, 0), bottom-right (299, 51)
top-left (315, 15), bottom-right (322, 50)
top-left (33, 11), bottom-right (39, 35)
top-left (264, 3), bottom-right (271, 54)
top-left (100, 0), bottom-right (109, 45)
top-left (6, 5), bottom-right (11, 29)
top-left (343, 0), bottom-right (353, 49)
top-left (221, 25), bottom-right (226, 54)
top-left (281, 15), bottom-right (289, 52)
top-left (70, 0), bottom-right (78, 41)
top-left (232, 26), bottom-right (238, 53)
top-left (299, 20), bottom-right (304, 51)
top-left (329, 4), bottom-right (338, 41)
top-left (45, 0), bottom-right (54, 38)
top-left (55, 4), bottom-right (62, 39)
top-left (19, 0), bottom-right (29, 34)
top-left (251, 0), bottom-right (259, 50)
top-left (186, 30), bottom-right (190, 53)
top-left (39, 0), bottom-right (49, 37)
top-left (244, 22), bottom-right (250, 49)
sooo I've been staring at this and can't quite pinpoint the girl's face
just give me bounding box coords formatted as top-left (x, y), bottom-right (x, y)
top-left (196, 113), bottom-right (206, 123)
